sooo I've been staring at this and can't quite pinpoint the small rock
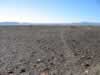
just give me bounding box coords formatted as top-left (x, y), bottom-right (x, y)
top-left (84, 69), bottom-right (89, 74)
top-left (37, 59), bottom-right (41, 63)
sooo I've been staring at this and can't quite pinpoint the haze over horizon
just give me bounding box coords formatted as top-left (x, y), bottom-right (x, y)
top-left (0, 0), bottom-right (100, 23)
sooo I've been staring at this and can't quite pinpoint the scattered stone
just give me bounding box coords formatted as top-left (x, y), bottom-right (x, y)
top-left (84, 69), bottom-right (89, 74)
top-left (40, 68), bottom-right (49, 75)
top-left (0, 26), bottom-right (99, 75)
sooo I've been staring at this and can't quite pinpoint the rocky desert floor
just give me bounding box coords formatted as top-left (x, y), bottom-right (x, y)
top-left (0, 26), bottom-right (100, 75)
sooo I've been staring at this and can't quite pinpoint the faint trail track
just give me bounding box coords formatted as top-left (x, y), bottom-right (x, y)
top-left (60, 30), bottom-right (74, 57)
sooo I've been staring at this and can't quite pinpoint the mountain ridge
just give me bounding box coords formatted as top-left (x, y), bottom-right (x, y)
top-left (0, 22), bottom-right (99, 26)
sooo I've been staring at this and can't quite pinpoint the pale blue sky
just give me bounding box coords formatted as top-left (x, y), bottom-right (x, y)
top-left (0, 0), bottom-right (100, 23)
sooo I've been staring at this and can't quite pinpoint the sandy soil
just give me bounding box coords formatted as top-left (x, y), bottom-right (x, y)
top-left (0, 26), bottom-right (100, 75)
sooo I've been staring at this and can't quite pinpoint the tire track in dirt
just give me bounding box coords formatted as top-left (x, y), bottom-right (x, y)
top-left (60, 30), bottom-right (74, 58)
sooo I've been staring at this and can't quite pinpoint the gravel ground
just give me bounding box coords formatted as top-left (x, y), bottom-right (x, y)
top-left (0, 26), bottom-right (100, 75)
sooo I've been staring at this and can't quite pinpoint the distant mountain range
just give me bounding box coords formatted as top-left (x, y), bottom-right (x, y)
top-left (70, 22), bottom-right (100, 26)
top-left (0, 22), bottom-right (99, 26)
top-left (0, 22), bottom-right (33, 25)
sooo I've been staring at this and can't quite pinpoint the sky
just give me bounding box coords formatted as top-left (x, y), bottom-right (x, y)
top-left (0, 0), bottom-right (100, 23)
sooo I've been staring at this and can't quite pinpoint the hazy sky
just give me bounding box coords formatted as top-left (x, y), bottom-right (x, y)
top-left (0, 0), bottom-right (100, 23)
